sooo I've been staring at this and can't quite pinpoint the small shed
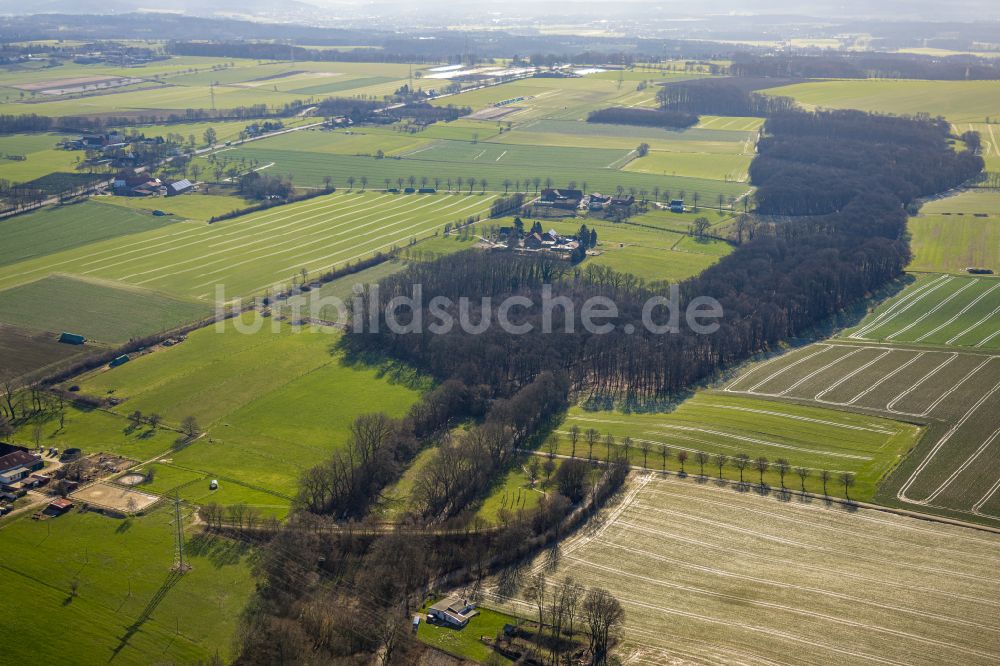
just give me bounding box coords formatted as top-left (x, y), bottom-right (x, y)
top-left (59, 332), bottom-right (86, 345)
top-left (109, 354), bottom-right (130, 368)
top-left (48, 498), bottom-right (74, 513)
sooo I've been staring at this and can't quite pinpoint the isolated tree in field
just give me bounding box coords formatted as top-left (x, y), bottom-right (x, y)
top-left (583, 587), bottom-right (625, 666)
top-left (677, 450), bottom-right (688, 475)
top-left (569, 424), bottom-right (580, 459)
top-left (714, 453), bottom-right (728, 479)
top-left (733, 453), bottom-right (750, 484)
top-left (820, 469), bottom-right (832, 496)
top-left (347, 175), bottom-right (355, 190)
top-left (840, 472), bottom-right (856, 501)
top-left (691, 216), bottom-right (711, 238)
top-left (695, 450), bottom-right (710, 477)
top-left (754, 456), bottom-right (770, 487)
top-left (775, 458), bottom-right (790, 490)
top-left (660, 445), bottom-right (671, 471)
top-left (795, 466), bottom-right (810, 495)
top-left (181, 416), bottom-right (200, 439)
top-left (480, 178), bottom-right (487, 193)
top-left (640, 440), bottom-right (651, 468)
top-left (360, 176), bottom-right (368, 191)
top-left (603, 433), bottom-right (615, 464)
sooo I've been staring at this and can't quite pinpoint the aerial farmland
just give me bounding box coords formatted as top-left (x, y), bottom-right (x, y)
top-left (0, 10), bottom-right (998, 666)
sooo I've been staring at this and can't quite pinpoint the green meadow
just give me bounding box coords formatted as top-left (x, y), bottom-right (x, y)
top-left (75, 316), bottom-right (424, 500)
top-left (538, 215), bottom-right (734, 282)
top-left (909, 190), bottom-right (1000, 274)
top-left (98, 192), bottom-right (250, 221)
top-left (764, 79), bottom-right (1000, 123)
top-left (0, 275), bottom-right (210, 344)
top-left (0, 506), bottom-right (254, 665)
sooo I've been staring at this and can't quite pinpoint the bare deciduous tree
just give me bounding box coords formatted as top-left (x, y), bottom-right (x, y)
top-left (583, 587), bottom-right (625, 665)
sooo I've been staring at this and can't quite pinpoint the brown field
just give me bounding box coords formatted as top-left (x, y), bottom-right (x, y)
top-left (14, 76), bottom-right (144, 95)
top-left (487, 473), bottom-right (1000, 665)
top-left (0, 322), bottom-right (93, 381)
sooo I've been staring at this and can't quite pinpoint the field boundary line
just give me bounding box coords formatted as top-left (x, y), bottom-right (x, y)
top-left (885, 353), bottom-right (958, 415)
top-left (776, 347), bottom-right (865, 396)
top-left (185, 194), bottom-right (463, 284)
top-left (567, 552), bottom-right (1000, 660)
top-left (886, 279), bottom-right (978, 340)
top-left (949, 302), bottom-right (1000, 345)
top-left (594, 537), bottom-right (1000, 632)
top-left (916, 282), bottom-right (999, 342)
top-left (914, 355), bottom-right (994, 417)
top-left (837, 351), bottom-right (925, 407)
top-left (622, 501), bottom-right (992, 582)
top-left (639, 485), bottom-right (1000, 566)
top-left (897, 371), bottom-right (1000, 506)
top-left (924, 427), bottom-right (1000, 504)
top-left (849, 275), bottom-right (950, 340)
top-left (745, 345), bottom-right (833, 392)
top-left (813, 349), bottom-right (891, 401)
top-left (119, 193), bottom-right (414, 281)
top-left (704, 403), bottom-right (895, 434)
top-left (973, 477), bottom-right (1000, 518)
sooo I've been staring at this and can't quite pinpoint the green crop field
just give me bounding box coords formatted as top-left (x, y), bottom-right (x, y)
top-left (492, 120), bottom-right (757, 153)
top-left (623, 150), bottom-right (753, 181)
top-left (0, 505), bottom-right (254, 665)
top-left (72, 315), bottom-right (423, 501)
top-left (0, 275), bottom-right (210, 344)
top-left (0, 191), bottom-right (495, 301)
top-left (0, 200), bottom-right (179, 268)
top-left (763, 79), bottom-right (1000, 123)
top-left (487, 473), bottom-right (1000, 665)
top-left (843, 274), bottom-right (1000, 349)
top-left (553, 392), bottom-right (918, 501)
top-left (218, 140), bottom-right (749, 203)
